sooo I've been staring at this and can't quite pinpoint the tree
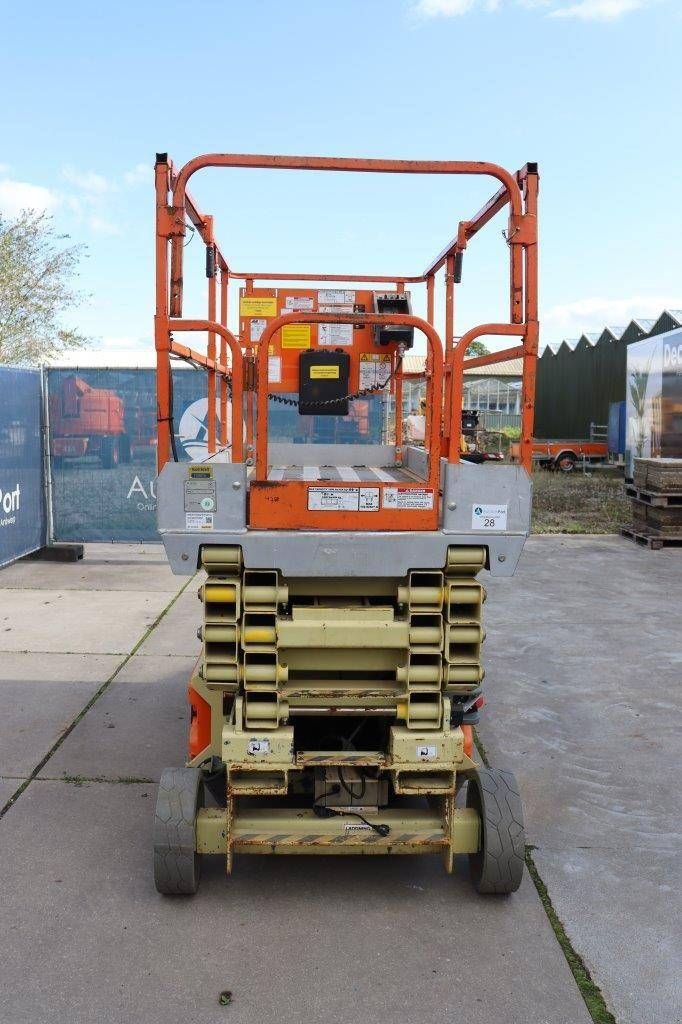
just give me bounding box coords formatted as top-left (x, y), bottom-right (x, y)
top-left (0, 211), bottom-right (90, 364)
top-left (465, 339), bottom-right (489, 359)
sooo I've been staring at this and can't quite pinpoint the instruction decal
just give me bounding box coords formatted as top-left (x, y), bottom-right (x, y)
top-left (416, 744), bottom-right (438, 760)
top-left (281, 324), bottom-right (311, 349)
top-left (268, 355), bottom-right (282, 383)
top-left (188, 464), bottom-right (213, 479)
top-left (309, 365), bottom-right (340, 380)
top-left (318, 289), bottom-right (355, 305)
top-left (247, 739), bottom-right (270, 755)
top-left (240, 296), bottom-right (277, 317)
top-left (471, 503), bottom-right (508, 530)
top-left (318, 304), bottom-right (354, 314)
top-left (359, 353), bottom-right (391, 390)
top-left (383, 487), bottom-right (434, 510)
top-left (250, 318), bottom-right (267, 342)
top-left (308, 487), bottom-right (379, 512)
top-left (284, 295), bottom-right (314, 311)
top-left (185, 512), bottom-right (214, 531)
top-left (319, 323), bottom-right (353, 347)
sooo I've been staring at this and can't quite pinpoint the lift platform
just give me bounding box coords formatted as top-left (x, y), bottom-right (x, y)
top-left (152, 152), bottom-right (538, 895)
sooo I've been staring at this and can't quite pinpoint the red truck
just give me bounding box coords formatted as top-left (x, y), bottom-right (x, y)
top-left (509, 438), bottom-right (608, 472)
top-left (49, 375), bottom-right (131, 469)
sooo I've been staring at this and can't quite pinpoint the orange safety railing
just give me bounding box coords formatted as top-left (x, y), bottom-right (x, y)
top-left (154, 152), bottom-right (539, 483)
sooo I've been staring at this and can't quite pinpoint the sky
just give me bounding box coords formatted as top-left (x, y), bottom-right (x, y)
top-left (1, 0), bottom-right (680, 365)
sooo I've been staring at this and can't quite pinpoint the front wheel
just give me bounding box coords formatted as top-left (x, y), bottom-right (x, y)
top-left (153, 767), bottom-right (204, 895)
top-left (466, 767), bottom-right (525, 895)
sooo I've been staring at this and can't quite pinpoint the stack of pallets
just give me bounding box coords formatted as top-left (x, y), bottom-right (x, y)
top-left (622, 458), bottom-right (682, 549)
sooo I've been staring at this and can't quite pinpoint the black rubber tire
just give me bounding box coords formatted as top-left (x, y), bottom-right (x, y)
top-left (118, 433), bottom-right (132, 464)
top-left (555, 452), bottom-right (576, 473)
top-left (153, 767), bottom-right (203, 895)
top-left (100, 435), bottom-right (119, 469)
top-left (466, 767), bottom-right (525, 895)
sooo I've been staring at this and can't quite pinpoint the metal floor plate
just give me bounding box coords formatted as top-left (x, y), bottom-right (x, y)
top-left (266, 465), bottom-right (420, 483)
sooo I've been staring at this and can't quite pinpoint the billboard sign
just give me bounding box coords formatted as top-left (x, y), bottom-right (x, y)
top-left (0, 367), bottom-right (45, 567)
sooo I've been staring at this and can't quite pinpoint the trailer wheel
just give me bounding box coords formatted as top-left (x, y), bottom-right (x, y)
top-left (466, 767), bottom-right (525, 895)
top-left (555, 452), bottom-right (576, 472)
top-left (153, 767), bottom-right (203, 895)
top-left (100, 436), bottom-right (120, 469)
top-left (119, 433), bottom-right (132, 464)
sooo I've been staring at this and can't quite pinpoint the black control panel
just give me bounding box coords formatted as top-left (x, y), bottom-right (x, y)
top-left (298, 350), bottom-right (350, 416)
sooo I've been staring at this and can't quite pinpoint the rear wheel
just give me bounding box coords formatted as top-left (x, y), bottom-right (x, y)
top-left (153, 767), bottom-right (204, 895)
top-left (466, 767), bottom-right (525, 895)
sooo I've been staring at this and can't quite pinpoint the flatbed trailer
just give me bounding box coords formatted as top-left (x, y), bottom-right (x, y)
top-left (152, 152), bottom-right (539, 895)
top-left (510, 438), bottom-right (607, 471)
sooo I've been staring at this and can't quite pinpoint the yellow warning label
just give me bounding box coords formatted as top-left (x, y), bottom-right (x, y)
top-left (240, 296), bottom-right (277, 317)
top-left (310, 365), bottom-right (340, 380)
top-left (188, 465), bottom-right (213, 479)
top-left (282, 324), bottom-right (311, 349)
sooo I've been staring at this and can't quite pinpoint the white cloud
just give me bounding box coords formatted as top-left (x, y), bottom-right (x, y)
top-left (124, 162), bottom-right (151, 186)
top-left (551, 0), bottom-right (644, 18)
top-left (58, 336), bottom-right (155, 367)
top-left (412, 0), bottom-right (657, 16)
top-left (0, 178), bottom-right (59, 217)
top-left (61, 165), bottom-right (113, 194)
top-left (542, 294), bottom-right (681, 342)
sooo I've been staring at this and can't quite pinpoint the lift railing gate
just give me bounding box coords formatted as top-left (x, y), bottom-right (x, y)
top-left (154, 154), bottom-right (539, 512)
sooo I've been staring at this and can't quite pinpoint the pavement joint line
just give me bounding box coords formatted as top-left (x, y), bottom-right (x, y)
top-left (473, 729), bottom-right (618, 1024)
top-left (0, 576), bottom-right (195, 821)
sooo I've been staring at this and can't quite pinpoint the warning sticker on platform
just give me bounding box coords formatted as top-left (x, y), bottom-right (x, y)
top-left (383, 487), bottom-right (434, 510)
top-left (471, 503), bottom-right (508, 530)
top-left (282, 324), bottom-right (311, 349)
top-left (359, 353), bottom-right (391, 390)
top-left (250, 318), bottom-right (267, 342)
top-left (318, 289), bottom-right (355, 305)
top-left (309, 365), bottom-right (339, 380)
top-left (284, 295), bottom-right (314, 311)
top-left (319, 323), bottom-right (353, 346)
top-left (308, 487), bottom-right (379, 512)
top-left (240, 296), bottom-right (277, 317)
top-left (185, 512), bottom-right (214, 531)
top-left (268, 355), bottom-right (282, 383)
top-left (318, 304), bottom-right (354, 314)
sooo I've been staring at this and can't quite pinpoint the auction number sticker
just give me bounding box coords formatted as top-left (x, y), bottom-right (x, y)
top-left (308, 487), bottom-right (379, 512)
top-left (383, 487), bottom-right (434, 510)
top-left (471, 504), bottom-right (508, 530)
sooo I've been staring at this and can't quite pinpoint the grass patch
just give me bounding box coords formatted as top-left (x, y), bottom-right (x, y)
top-left (61, 774), bottom-right (153, 786)
top-left (532, 469), bottom-right (629, 534)
top-left (525, 852), bottom-right (617, 1024)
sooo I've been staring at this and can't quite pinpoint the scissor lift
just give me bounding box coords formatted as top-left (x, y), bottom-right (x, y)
top-left (153, 153), bottom-right (538, 895)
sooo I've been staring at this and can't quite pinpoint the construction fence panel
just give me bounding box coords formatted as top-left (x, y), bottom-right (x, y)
top-left (0, 366), bottom-right (45, 567)
top-left (47, 367), bottom-right (385, 543)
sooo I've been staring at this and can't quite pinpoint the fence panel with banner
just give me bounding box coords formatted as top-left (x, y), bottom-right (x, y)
top-left (0, 367), bottom-right (45, 567)
top-left (47, 367), bottom-right (385, 542)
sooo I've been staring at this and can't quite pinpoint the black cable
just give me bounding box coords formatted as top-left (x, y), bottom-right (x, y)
top-left (312, 779), bottom-right (388, 838)
top-left (337, 766), bottom-right (366, 801)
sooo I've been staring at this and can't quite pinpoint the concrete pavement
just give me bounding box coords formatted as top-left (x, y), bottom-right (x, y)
top-left (480, 535), bottom-right (681, 1024)
top-left (1, 536), bottom-right (678, 1023)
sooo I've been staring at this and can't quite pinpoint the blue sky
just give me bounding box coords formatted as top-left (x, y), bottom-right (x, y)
top-left (1, 0), bottom-right (680, 364)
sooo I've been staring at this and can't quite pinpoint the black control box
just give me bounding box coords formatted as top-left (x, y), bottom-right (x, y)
top-left (298, 349), bottom-right (350, 416)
